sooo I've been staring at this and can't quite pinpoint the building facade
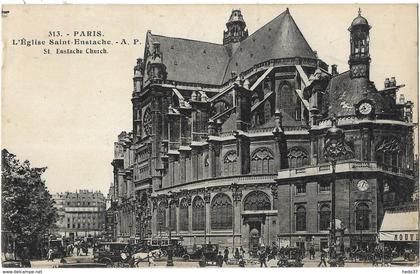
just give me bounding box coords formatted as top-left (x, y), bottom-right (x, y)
top-left (53, 190), bottom-right (106, 238)
top-left (111, 9), bottom-right (416, 252)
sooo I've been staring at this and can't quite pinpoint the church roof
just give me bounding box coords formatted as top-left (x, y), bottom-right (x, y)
top-left (223, 9), bottom-right (317, 82)
top-left (148, 34), bottom-right (230, 85)
top-left (145, 9), bottom-right (317, 86)
top-left (322, 71), bottom-right (394, 117)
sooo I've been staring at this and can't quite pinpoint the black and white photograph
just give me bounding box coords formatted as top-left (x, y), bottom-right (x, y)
top-left (1, 3), bottom-right (418, 271)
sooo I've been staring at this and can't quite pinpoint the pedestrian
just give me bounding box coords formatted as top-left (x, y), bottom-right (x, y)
top-left (21, 247), bottom-right (31, 267)
top-left (257, 247), bottom-right (267, 267)
top-left (240, 246), bottom-right (245, 258)
top-left (238, 255), bottom-right (246, 267)
top-left (223, 247), bottom-right (229, 264)
top-left (309, 245), bottom-right (315, 260)
top-left (318, 249), bottom-right (327, 267)
top-left (66, 244), bottom-right (72, 257)
top-left (47, 248), bottom-right (54, 262)
top-left (217, 251), bottom-right (224, 267)
top-left (235, 248), bottom-right (240, 260)
top-left (76, 243), bottom-right (80, 256)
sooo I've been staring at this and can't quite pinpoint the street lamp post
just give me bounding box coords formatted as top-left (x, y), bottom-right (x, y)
top-left (323, 116), bottom-right (346, 260)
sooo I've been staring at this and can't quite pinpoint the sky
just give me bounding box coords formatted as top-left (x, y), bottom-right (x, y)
top-left (2, 4), bottom-right (418, 195)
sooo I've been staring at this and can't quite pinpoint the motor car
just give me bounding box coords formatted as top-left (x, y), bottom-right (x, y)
top-left (198, 243), bottom-right (219, 267)
top-left (93, 242), bottom-right (131, 267)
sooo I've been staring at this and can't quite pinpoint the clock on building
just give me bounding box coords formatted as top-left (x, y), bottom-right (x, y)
top-left (358, 102), bottom-right (373, 115)
top-left (143, 108), bottom-right (152, 136)
top-left (357, 180), bottom-right (369, 192)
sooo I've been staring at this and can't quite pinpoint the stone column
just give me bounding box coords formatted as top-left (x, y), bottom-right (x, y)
top-left (235, 133), bottom-right (250, 175)
top-left (234, 84), bottom-right (252, 131)
top-left (179, 153), bottom-right (186, 185)
top-left (273, 110), bottom-right (288, 170)
top-left (191, 149), bottom-right (198, 181)
top-left (208, 142), bottom-right (220, 178)
top-left (233, 189), bottom-right (242, 247)
top-left (204, 189), bottom-right (211, 243)
top-left (361, 128), bottom-right (372, 161)
top-left (271, 184), bottom-right (278, 210)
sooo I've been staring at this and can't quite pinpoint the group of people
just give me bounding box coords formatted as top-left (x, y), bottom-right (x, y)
top-left (45, 239), bottom-right (90, 262)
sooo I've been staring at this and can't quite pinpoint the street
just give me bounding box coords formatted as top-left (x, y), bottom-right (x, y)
top-left (28, 248), bottom-right (416, 268)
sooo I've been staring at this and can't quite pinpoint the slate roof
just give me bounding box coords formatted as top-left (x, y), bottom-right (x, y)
top-left (145, 9), bottom-right (317, 86)
top-left (223, 10), bottom-right (316, 82)
top-left (148, 34), bottom-right (230, 85)
top-left (322, 71), bottom-right (394, 117)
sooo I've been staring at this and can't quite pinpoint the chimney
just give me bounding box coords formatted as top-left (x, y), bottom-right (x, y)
top-left (384, 78), bottom-right (390, 88)
top-left (390, 77), bottom-right (396, 87)
top-left (399, 94), bottom-right (405, 104)
top-left (152, 42), bottom-right (160, 54)
top-left (331, 64), bottom-right (338, 76)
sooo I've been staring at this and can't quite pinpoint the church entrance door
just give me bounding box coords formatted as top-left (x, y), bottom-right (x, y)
top-left (249, 222), bottom-right (261, 257)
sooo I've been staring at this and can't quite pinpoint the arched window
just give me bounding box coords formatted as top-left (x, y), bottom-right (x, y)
top-left (157, 202), bottom-right (167, 232)
top-left (264, 101), bottom-right (271, 123)
top-left (179, 198), bottom-right (189, 231)
top-left (169, 201), bottom-right (177, 231)
top-left (319, 204), bottom-right (331, 231)
top-left (288, 147), bottom-right (309, 168)
top-left (356, 203), bottom-right (370, 230)
top-left (243, 191), bottom-right (271, 211)
top-left (192, 196), bottom-right (205, 231)
top-left (295, 206), bottom-right (306, 231)
top-left (251, 148), bottom-right (274, 174)
top-left (223, 150), bottom-right (237, 176)
top-left (211, 193), bottom-right (232, 230)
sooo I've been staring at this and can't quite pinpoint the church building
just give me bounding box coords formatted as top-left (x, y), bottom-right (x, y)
top-left (111, 8), bottom-right (416, 253)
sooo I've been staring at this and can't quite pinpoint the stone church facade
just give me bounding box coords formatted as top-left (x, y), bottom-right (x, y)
top-left (110, 8), bottom-right (416, 252)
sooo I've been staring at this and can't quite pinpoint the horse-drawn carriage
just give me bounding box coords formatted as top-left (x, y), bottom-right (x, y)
top-left (277, 247), bottom-right (304, 267)
top-left (93, 242), bottom-right (131, 267)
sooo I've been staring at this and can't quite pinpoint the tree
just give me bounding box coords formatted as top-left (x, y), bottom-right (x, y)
top-left (1, 149), bottom-right (57, 258)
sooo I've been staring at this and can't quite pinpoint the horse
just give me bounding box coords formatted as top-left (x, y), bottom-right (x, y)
top-left (130, 249), bottom-right (162, 267)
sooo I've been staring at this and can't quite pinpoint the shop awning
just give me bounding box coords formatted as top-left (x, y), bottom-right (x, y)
top-left (379, 210), bottom-right (419, 242)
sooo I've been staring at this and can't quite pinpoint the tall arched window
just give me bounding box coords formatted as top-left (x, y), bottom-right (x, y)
top-left (157, 202), bottom-right (167, 232)
top-left (288, 147), bottom-right (309, 168)
top-left (251, 148), bottom-right (274, 174)
top-left (356, 203), bottom-right (370, 230)
top-left (179, 198), bottom-right (189, 231)
top-left (192, 196), bottom-right (205, 231)
top-left (169, 201), bottom-right (177, 231)
top-left (295, 206), bottom-right (306, 231)
top-left (211, 193), bottom-right (232, 230)
top-left (319, 204), bottom-right (331, 231)
top-left (223, 150), bottom-right (237, 176)
top-left (243, 191), bottom-right (271, 211)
